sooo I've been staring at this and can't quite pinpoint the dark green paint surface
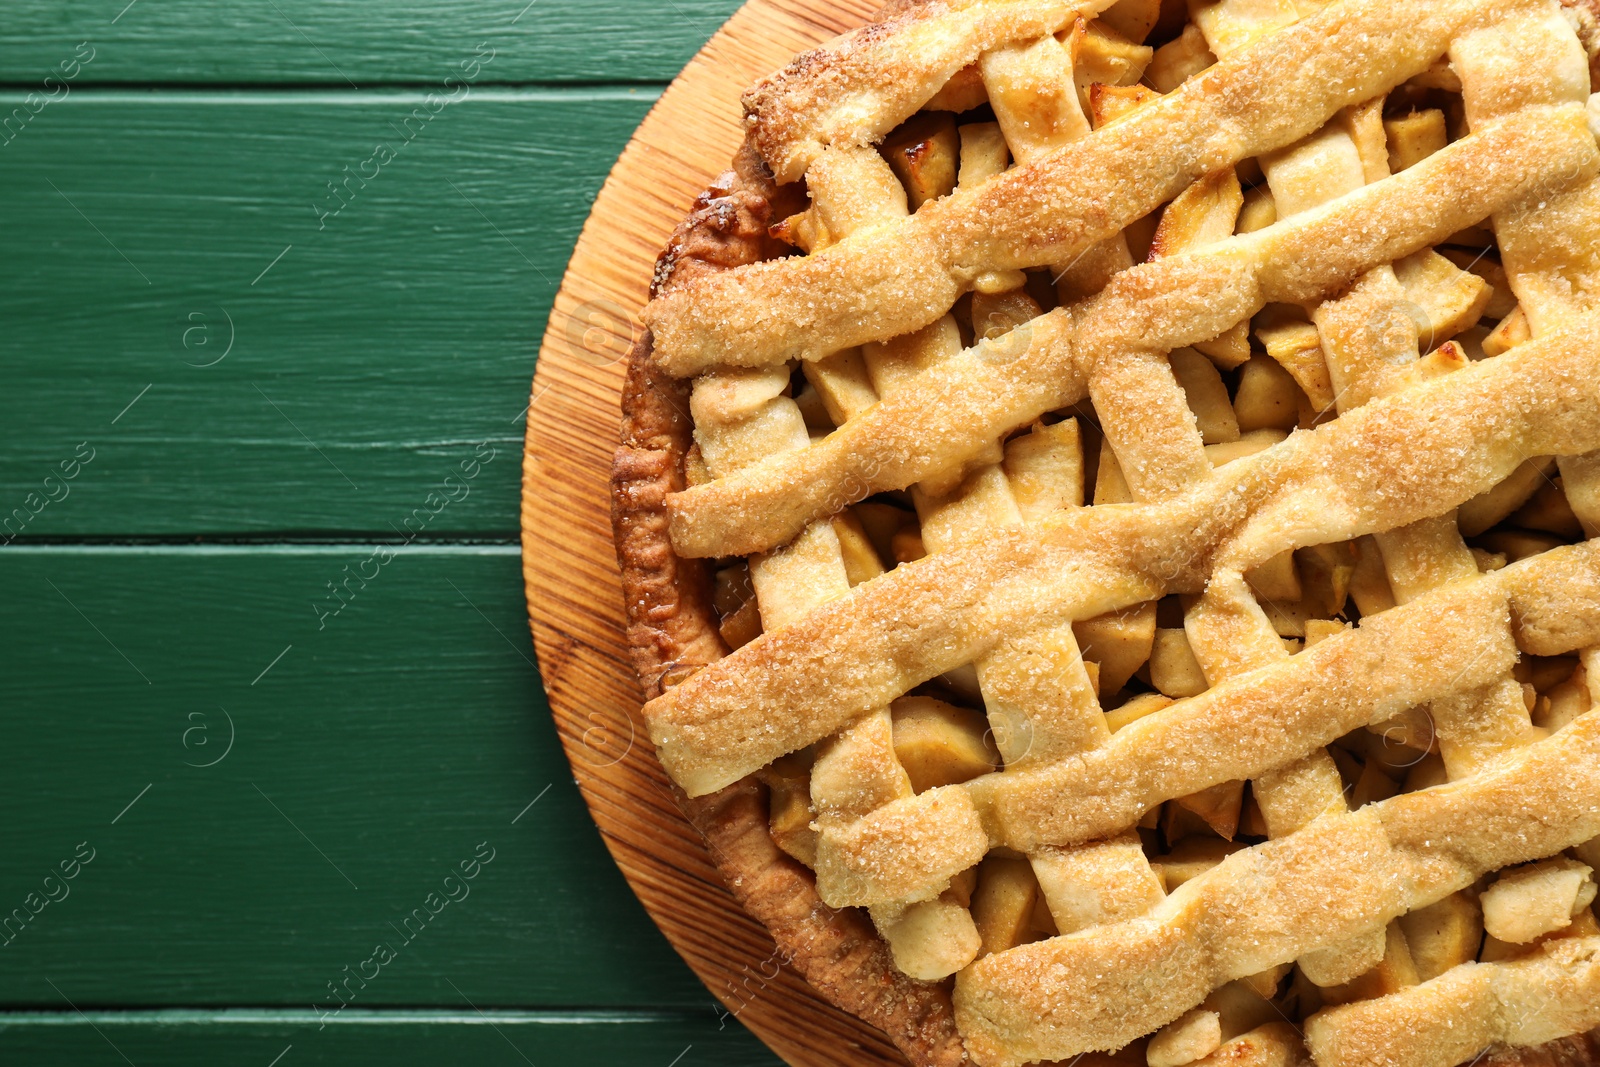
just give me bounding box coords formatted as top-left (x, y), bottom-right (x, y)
top-left (0, 1010), bottom-right (774, 1065)
top-left (0, 545), bottom-right (696, 1009)
top-left (0, 90), bottom-right (654, 537)
top-left (1, 3), bottom-right (785, 1063)
top-left (0, 2), bottom-right (743, 85)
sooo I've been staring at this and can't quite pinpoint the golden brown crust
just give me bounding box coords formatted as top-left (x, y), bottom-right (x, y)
top-left (645, 315), bottom-right (1600, 798)
top-left (612, 138), bottom-right (804, 693)
top-left (612, 356), bottom-right (721, 693)
top-left (610, 136), bottom-right (968, 1067)
top-left (743, 0), bottom-right (1095, 183)
top-left (957, 718), bottom-right (1600, 1063)
top-left (660, 103), bottom-right (1599, 561)
top-left (1303, 936), bottom-right (1600, 1067)
top-left (604, 2), bottom-right (1600, 1065)
top-left (646, 0), bottom-right (1516, 379)
top-left (607, 148), bottom-right (1599, 1067)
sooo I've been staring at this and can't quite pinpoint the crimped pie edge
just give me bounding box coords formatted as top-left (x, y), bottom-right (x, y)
top-left (603, 3), bottom-right (1600, 1066)
top-left (610, 134), bottom-right (969, 1067)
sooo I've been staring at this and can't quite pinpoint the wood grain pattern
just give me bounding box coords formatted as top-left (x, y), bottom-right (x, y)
top-left (0, 90), bottom-right (652, 536)
top-left (0, 544), bottom-right (711, 1010)
top-left (0, 1), bottom-right (744, 85)
top-left (520, 2), bottom-right (912, 1065)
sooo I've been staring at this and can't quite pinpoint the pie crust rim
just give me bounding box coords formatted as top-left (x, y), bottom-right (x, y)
top-left (601, 2), bottom-right (1600, 1064)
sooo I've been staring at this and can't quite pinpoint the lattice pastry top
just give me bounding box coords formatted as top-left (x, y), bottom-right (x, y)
top-left (611, 0), bottom-right (1600, 1064)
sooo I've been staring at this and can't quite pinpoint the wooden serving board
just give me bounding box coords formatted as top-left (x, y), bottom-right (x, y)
top-left (519, 2), bottom-right (906, 1065)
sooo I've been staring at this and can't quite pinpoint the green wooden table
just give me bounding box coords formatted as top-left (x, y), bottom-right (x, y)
top-left (0, 3), bottom-right (785, 1062)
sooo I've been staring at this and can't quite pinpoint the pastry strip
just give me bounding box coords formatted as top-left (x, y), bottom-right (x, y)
top-left (699, 146), bottom-right (991, 978)
top-left (789, 538), bottom-right (1600, 892)
top-left (666, 103), bottom-right (1598, 559)
top-left (1184, 0), bottom-right (1434, 986)
top-left (952, 712), bottom-right (1600, 1064)
top-left (647, 312), bottom-right (1600, 795)
top-left (1291, 9), bottom-right (1600, 1060)
top-left (645, 0), bottom-right (1517, 375)
top-left (1303, 936), bottom-right (1600, 1067)
top-left (868, 27), bottom-right (1168, 931)
top-left (745, 0), bottom-right (1117, 182)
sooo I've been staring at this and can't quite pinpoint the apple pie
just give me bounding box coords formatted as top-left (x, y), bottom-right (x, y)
top-left (611, 0), bottom-right (1600, 1064)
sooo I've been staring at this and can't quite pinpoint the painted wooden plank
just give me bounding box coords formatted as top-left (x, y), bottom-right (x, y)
top-left (0, 543), bottom-right (713, 1010)
top-left (0, 90), bottom-right (654, 537)
top-left (0, 1010), bottom-right (781, 1066)
top-left (0, 1), bottom-right (745, 85)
